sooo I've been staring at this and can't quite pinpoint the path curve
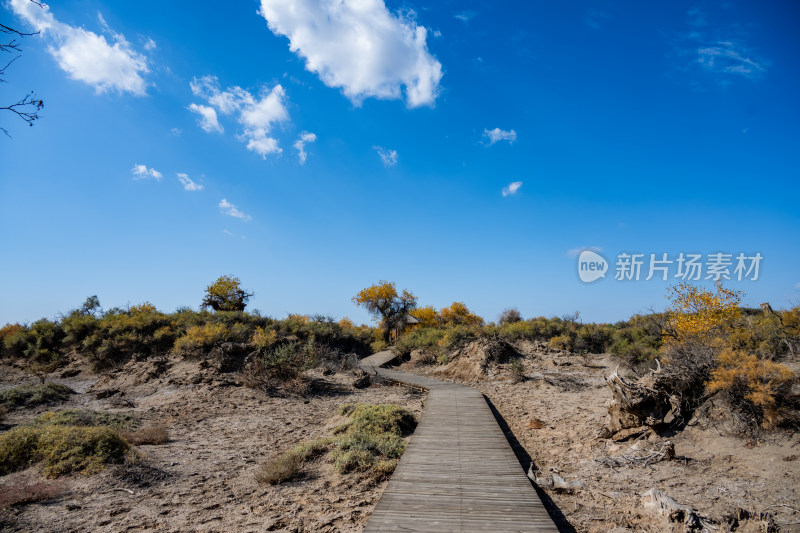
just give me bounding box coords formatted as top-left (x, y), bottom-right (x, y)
top-left (361, 351), bottom-right (559, 532)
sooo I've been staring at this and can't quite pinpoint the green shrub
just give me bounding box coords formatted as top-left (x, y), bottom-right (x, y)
top-left (0, 324), bottom-right (28, 359)
top-left (28, 319), bottom-right (65, 361)
top-left (255, 438), bottom-right (330, 485)
top-left (80, 306), bottom-right (174, 370)
top-left (61, 312), bottom-right (98, 350)
top-left (0, 383), bottom-right (74, 409)
top-left (331, 404), bottom-right (413, 477)
top-left (396, 327), bottom-right (447, 356)
top-left (257, 403), bottom-right (415, 485)
top-left (0, 424), bottom-right (129, 477)
top-left (173, 322), bottom-right (230, 356)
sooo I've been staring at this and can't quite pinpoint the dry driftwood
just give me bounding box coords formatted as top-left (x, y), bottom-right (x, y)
top-left (526, 465), bottom-right (584, 492)
top-left (641, 488), bottom-right (716, 532)
top-left (603, 365), bottom-right (677, 437)
top-left (595, 441), bottom-right (675, 468)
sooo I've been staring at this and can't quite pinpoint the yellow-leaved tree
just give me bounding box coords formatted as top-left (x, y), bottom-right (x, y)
top-left (664, 280), bottom-right (742, 346)
top-left (352, 281), bottom-right (417, 344)
top-left (662, 280), bottom-right (796, 429)
top-left (409, 306), bottom-right (441, 329)
top-left (439, 302), bottom-right (484, 328)
top-left (201, 275), bottom-right (253, 312)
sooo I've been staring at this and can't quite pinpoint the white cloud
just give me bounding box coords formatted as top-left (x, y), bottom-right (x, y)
top-left (9, 0), bottom-right (150, 95)
top-left (131, 164), bottom-right (162, 181)
top-left (795, 282), bottom-right (800, 290)
top-left (223, 229), bottom-right (247, 240)
top-left (502, 181), bottom-right (522, 197)
top-left (374, 146), bottom-right (398, 167)
top-left (188, 103), bottom-right (223, 133)
top-left (176, 173), bottom-right (203, 191)
top-left (455, 11), bottom-right (475, 23)
top-left (258, 0), bottom-right (442, 108)
top-left (144, 37), bottom-right (157, 51)
top-left (219, 199), bottom-right (251, 221)
top-left (293, 132), bottom-right (317, 164)
top-left (484, 128), bottom-right (517, 145)
top-left (696, 42), bottom-right (766, 79)
top-left (170, 127), bottom-right (182, 136)
top-left (674, 10), bottom-right (768, 83)
top-left (189, 76), bottom-right (289, 158)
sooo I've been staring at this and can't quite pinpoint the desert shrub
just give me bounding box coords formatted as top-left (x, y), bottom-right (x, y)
top-left (80, 305), bottom-right (174, 370)
top-left (256, 438), bottom-right (330, 485)
top-left (61, 312), bottom-right (98, 350)
top-left (498, 307), bottom-right (523, 326)
top-left (331, 404), bottom-right (414, 478)
top-left (396, 327), bottom-right (447, 356)
top-left (439, 324), bottom-right (479, 351)
top-left (173, 322), bottom-right (229, 356)
top-left (251, 326), bottom-right (278, 350)
top-left (243, 343), bottom-right (312, 392)
top-left (574, 324), bottom-right (613, 354)
top-left (0, 383), bottom-right (74, 409)
top-left (0, 424), bottom-right (129, 477)
top-left (0, 478), bottom-right (64, 508)
top-left (0, 324), bottom-right (28, 359)
top-left (60, 297), bottom-right (102, 349)
top-left (708, 348), bottom-right (797, 429)
top-left (497, 316), bottom-right (568, 342)
top-left (258, 403), bottom-right (415, 485)
top-left (0, 406), bottom-right (5, 422)
top-left (509, 358), bottom-right (525, 382)
top-left (609, 318), bottom-right (662, 370)
top-left (548, 334), bottom-right (572, 351)
top-left (22, 319), bottom-right (65, 366)
top-left (729, 309), bottom-right (800, 360)
top-left (122, 424), bottom-right (169, 445)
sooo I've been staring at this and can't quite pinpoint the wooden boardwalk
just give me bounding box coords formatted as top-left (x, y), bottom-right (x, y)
top-left (360, 351), bottom-right (559, 532)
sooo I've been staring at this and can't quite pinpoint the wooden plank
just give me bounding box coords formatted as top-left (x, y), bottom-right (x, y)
top-left (359, 352), bottom-right (560, 532)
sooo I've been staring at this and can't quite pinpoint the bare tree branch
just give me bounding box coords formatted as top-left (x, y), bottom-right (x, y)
top-left (1, 1), bottom-right (46, 136)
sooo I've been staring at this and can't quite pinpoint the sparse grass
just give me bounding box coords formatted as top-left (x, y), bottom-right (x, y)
top-left (0, 383), bottom-right (74, 409)
top-left (0, 478), bottom-right (64, 508)
top-left (122, 423), bottom-right (169, 445)
top-left (256, 438), bottom-right (331, 484)
top-left (257, 403), bottom-right (415, 485)
top-left (0, 424), bottom-right (130, 477)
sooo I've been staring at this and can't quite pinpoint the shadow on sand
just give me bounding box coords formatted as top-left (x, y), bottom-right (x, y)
top-left (483, 395), bottom-right (577, 533)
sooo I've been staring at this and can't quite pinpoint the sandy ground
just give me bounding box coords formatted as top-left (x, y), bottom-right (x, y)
top-left (2, 344), bottom-right (798, 532)
top-left (400, 344), bottom-right (800, 532)
top-left (0, 358), bottom-right (424, 532)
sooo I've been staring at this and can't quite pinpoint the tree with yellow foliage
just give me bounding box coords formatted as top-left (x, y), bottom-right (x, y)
top-left (409, 306), bottom-right (441, 329)
top-left (352, 281), bottom-right (417, 343)
top-left (439, 302), bottom-right (484, 328)
top-left (201, 275), bottom-right (253, 312)
top-left (663, 280), bottom-right (742, 345)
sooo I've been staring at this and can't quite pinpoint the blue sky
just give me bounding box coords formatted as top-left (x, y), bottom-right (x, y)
top-left (2, 0), bottom-right (799, 326)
